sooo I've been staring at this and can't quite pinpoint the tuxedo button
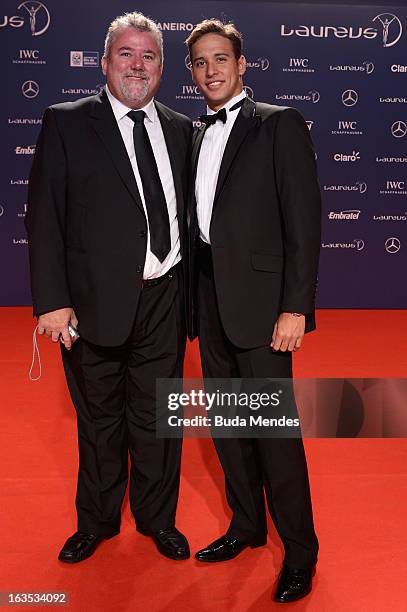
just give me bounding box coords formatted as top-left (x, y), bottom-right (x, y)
top-left (140, 230), bottom-right (147, 237)
top-left (136, 265), bottom-right (142, 273)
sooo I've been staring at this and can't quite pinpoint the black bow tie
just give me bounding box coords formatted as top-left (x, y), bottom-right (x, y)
top-left (199, 108), bottom-right (227, 126)
top-left (199, 97), bottom-right (245, 126)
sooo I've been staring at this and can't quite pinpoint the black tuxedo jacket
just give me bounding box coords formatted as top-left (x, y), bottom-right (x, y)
top-left (26, 90), bottom-right (192, 346)
top-left (189, 97), bottom-right (321, 349)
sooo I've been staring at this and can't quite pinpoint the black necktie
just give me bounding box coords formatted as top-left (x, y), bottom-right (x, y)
top-left (199, 97), bottom-right (245, 126)
top-left (127, 110), bottom-right (171, 263)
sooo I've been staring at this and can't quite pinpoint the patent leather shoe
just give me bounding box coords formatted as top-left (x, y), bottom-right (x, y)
top-left (137, 526), bottom-right (190, 560)
top-left (195, 534), bottom-right (266, 562)
top-left (273, 564), bottom-right (316, 603)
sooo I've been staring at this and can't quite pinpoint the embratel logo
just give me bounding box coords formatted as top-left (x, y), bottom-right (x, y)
top-left (391, 121), bottom-right (407, 138)
top-left (384, 237), bottom-right (401, 253)
top-left (13, 48), bottom-right (45, 65)
top-left (333, 151), bottom-right (361, 162)
top-left (332, 120), bottom-right (363, 135)
top-left (324, 181), bottom-right (367, 193)
top-left (328, 209), bottom-right (361, 220)
top-left (342, 89), bottom-right (358, 107)
top-left (70, 51), bottom-right (99, 68)
top-left (0, 2), bottom-right (50, 36)
top-left (283, 58), bottom-right (314, 73)
top-left (380, 180), bottom-right (407, 195)
top-left (322, 239), bottom-right (365, 251)
top-left (21, 79), bottom-right (39, 98)
top-left (280, 13), bottom-right (403, 47)
top-left (157, 22), bottom-right (193, 31)
top-left (176, 85), bottom-right (203, 101)
top-left (275, 90), bottom-right (320, 103)
top-left (15, 145), bottom-right (35, 154)
top-left (246, 58), bottom-right (270, 71)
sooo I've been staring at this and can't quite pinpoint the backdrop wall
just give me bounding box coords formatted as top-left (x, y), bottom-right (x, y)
top-left (1, 1), bottom-right (406, 307)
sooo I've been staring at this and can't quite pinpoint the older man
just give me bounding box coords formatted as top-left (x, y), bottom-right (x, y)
top-left (26, 11), bottom-right (192, 563)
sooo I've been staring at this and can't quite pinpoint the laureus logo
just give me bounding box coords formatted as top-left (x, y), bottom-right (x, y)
top-left (18, 1), bottom-right (50, 36)
top-left (372, 13), bottom-right (403, 48)
top-left (244, 85), bottom-right (255, 100)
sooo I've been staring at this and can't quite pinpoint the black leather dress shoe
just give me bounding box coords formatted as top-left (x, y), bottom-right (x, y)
top-left (137, 526), bottom-right (190, 560)
top-left (195, 534), bottom-right (266, 562)
top-left (273, 564), bottom-right (316, 603)
top-left (58, 530), bottom-right (118, 563)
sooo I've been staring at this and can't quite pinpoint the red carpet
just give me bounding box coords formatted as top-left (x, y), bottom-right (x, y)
top-left (0, 308), bottom-right (406, 611)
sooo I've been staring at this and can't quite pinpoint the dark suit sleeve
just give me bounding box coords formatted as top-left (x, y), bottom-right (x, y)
top-left (25, 107), bottom-right (72, 316)
top-left (273, 108), bottom-right (321, 314)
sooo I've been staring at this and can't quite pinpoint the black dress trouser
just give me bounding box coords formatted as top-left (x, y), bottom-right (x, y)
top-left (61, 265), bottom-right (186, 537)
top-left (197, 244), bottom-right (319, 569)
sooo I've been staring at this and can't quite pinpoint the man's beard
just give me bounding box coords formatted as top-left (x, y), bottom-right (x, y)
top-left (120, 74), bottom-right (150, 106)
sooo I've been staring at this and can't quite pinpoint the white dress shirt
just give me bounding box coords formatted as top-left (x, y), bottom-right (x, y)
top-left (105, 85), bottom-right (180, 279)
top-left (195, 90), bottom-right (246, 244)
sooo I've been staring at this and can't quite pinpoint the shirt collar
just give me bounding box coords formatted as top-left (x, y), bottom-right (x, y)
top-left (105, 85), bottom-right (157, 123)
top-left (206, 90), bottom-right (247, 116)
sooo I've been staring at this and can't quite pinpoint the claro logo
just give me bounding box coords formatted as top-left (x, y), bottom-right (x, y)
top-left (333, 151), bottom-right (361, 162)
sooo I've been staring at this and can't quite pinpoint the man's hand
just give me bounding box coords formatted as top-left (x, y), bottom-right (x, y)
top-left (37, 307), bottom-right (78, 350)
top-left (271, 312), bottom-right (305, 352)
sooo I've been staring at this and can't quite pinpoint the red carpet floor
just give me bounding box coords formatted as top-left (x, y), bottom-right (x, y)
top-left (0, 308), bottom-right (406, 611)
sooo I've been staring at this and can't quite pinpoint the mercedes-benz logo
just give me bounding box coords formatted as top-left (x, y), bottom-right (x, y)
top-left (385, 237), bottom-right (401, 253)
top-left (391, 120), bottom-right (407, 138)
top-left (244, 85), bottom-right (255, 100)
top-left (306, 120), bottom-right (314, 131)
top-left (185, 54), bottom-right (192, 71)
top-left (354, 239), bottom-right (365, 251)
top-left (22, 80), bottom-right (39, 98)
top-left (0, 205), bottom-right (4, 217)
top-left (342, 89), bottom-right (358, 107)
top-left (18, 1), bottom-right (50, 37)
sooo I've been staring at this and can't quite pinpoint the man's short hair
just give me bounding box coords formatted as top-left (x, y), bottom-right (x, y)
top-left (186, 19), bottom-right (243, 61)
top-left (104, 11), bottom-right (163, 63)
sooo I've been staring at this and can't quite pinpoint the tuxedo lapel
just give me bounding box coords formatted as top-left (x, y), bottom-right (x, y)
top-left (214, 97), bottom-right (257, 204)
top-left (155, 101), bottom-right (184, 222)
top-left (89, 90), bottom-right (144, 213)
top-left (191, 126), bottom-right (206, 184)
